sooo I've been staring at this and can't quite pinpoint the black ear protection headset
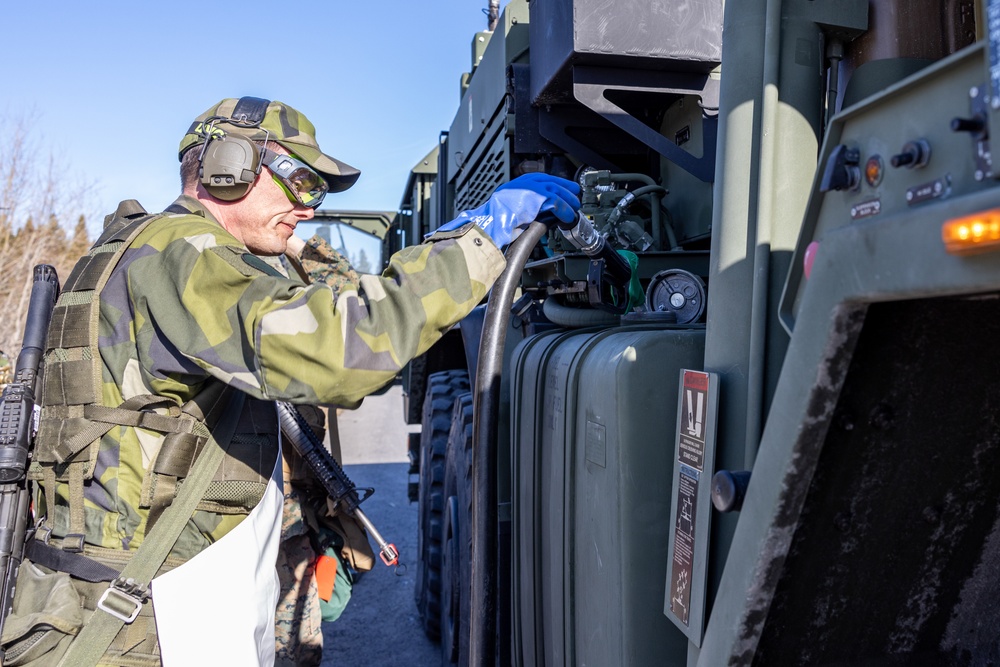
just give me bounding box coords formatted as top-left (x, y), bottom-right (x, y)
top-left (197, 97), bottom-right (272, 201)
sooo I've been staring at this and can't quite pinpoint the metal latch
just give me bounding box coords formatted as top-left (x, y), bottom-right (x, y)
top-left (97, 577), bottom-right (149, 624)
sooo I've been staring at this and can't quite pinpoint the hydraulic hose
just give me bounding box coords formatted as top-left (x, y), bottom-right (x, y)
top-left (542, 296), bottom-right (620, 328)
top-left (469, 219), bottom-right (549, 667)
top-left (605, 185), bottom-right (674, 250)
top-left (603, 172), bottom-right (679, 249)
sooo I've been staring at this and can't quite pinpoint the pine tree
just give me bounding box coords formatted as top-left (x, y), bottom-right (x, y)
top-left (354, 248), bottom-right (372, 274)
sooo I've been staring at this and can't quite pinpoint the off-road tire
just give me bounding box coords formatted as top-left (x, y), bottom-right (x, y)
top-left (415, 370), bottom-right (470, 640)
top-left (440, 392), bottom-right (474, 665)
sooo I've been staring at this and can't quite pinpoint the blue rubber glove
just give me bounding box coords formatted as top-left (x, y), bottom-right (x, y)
top-left (435, 173), bottom-right (581, 248)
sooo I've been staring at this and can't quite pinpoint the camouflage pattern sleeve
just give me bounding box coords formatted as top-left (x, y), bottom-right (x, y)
top-left (298, 235), bottom-right (360, 293)
top-left (275, 531), bottom-right (324, 666)
top-left (106, 214), bottom-right (505, 406)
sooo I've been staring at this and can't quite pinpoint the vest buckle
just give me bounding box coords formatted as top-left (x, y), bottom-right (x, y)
top-left (97, 577), bottom-right (149, 624)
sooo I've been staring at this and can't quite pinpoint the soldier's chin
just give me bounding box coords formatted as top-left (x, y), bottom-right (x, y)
top-left (246, 238), bottom-right (287, 257)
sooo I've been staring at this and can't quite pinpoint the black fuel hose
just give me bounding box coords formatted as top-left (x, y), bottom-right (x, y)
top-left (469, 219), bottom-right (550, 667)
top-left (469, 212), bottom-right (636, 663)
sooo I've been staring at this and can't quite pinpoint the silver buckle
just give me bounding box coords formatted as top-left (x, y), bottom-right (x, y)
top-left (96, 578), bottom-right (148, 624)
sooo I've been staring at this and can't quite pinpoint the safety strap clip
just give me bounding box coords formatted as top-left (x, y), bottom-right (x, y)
top-left (96, 577), bottom-right (149, 624)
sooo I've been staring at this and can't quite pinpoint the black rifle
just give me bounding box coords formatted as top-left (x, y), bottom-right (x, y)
top-left (276, 401), bottom-right (400, 567)
top-left (0, 265), bottom-right (60, 654)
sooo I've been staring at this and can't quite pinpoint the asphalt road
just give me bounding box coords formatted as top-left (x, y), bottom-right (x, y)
top-left (321, 384), bottom-right (441, 666)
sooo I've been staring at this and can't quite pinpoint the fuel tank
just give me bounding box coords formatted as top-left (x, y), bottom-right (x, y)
top-left (510, 324), bottom-right (705, 666)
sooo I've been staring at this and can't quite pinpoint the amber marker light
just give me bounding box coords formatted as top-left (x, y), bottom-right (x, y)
top-left (865, 156), bottom-right (883, 187)
top-left (942, 209), bottom-right (1000, 255)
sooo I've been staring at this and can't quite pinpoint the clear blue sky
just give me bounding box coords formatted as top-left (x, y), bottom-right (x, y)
top-left (5, 1), bottom-right (506, 235)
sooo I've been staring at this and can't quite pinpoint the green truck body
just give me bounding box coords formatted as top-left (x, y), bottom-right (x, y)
top-left (397, 1), bottom-right (1000, 664)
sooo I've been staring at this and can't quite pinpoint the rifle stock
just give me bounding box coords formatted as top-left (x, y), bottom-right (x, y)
top-left (0, 265), bottom-right (60, 656)
top-left (276, 402), bottom-right (400, 567)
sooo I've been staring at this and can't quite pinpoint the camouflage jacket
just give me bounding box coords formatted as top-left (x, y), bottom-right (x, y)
top-left (40, 195), bottom-right (504, 559)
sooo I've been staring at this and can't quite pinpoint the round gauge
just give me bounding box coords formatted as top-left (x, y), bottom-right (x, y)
top-left (574, 164), bottom-right (598, 190)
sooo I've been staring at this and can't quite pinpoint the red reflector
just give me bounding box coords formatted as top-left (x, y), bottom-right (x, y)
top-left (803, 241), bottom-right (820, 279)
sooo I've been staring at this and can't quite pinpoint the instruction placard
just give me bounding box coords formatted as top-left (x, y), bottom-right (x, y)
top-left (664, 369), bottom-right (718, 646)
top-left (669, 464), bottom-right (699, 624)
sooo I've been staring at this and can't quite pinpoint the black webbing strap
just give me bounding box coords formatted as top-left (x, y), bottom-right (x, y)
top-left (25, 540), bottom-right (120, 584)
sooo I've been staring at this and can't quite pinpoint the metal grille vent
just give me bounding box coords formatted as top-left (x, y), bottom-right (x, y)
top-left (454, 120), bottom-right (508, 215)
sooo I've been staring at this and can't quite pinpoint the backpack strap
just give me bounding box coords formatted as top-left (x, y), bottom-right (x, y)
top-left (56, 387), bottom-right (246, 667)
top-left (39, 202), bottom-right (166, 464)
top-left (36, 202), bottom-right (169, 539)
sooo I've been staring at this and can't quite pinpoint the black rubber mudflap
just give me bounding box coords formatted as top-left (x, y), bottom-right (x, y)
top-left (753, 295), bottom-right (1000, 667)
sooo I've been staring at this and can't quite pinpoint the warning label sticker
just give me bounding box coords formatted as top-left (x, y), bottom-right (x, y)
top-left (678, 371), bottom-right (709, 471)
top-left (669, 465), bottom-right (699, 625)
top-left (666, 368), bottom-right (716, 644)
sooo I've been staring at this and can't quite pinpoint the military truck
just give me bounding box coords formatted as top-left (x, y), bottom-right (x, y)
top-left (396, 0), bottom-right (1000, 664)
top-left (300, 210), bottom-right (393, 275)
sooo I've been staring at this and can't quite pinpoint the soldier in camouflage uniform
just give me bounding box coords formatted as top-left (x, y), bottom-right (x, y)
top-left (255, 246), bottom-right (364, 666)
top-left (0, 97), bottom-right (581, 666)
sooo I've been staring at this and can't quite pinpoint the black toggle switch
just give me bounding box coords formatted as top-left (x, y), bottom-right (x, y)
top-left (819, 144), bottom-right (861, 193)
top-left (711, 470), bottom-right (752, 513)
top-left (951, 115), bottom-right (987, 139)
top-left (890, 139), bottom-right (931, 169)
top-left (891, 152), bottom-right (916, 168)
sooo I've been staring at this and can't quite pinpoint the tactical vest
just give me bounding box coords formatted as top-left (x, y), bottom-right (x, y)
top-left (3, 200), bottom-right (280, 665)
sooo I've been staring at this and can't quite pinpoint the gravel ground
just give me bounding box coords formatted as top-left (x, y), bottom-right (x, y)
top-left (321, 385), bottom-right (441, 666)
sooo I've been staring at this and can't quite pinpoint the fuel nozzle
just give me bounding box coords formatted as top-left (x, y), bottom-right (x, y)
top-left (556, 212), bottom-right (634, 314)
top-left (555, 210), bottom-right (603, 253)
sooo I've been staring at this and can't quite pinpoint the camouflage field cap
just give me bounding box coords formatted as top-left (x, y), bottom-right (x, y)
top-left (178, 97), bottom-right (361, 193)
